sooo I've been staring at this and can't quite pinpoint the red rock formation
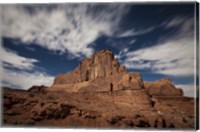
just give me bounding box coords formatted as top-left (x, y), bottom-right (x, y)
top-left (28, 85), bottom-right (48, 93)
top-left (52, 50), bottom-right (183, 97)
top-left (3, 88), bottom-right (194, 128)
top-left (115, 72), bottom-right (144, 90)
top-left (144, 78), bottom-right (183, 96)
top-left (54, 49), bottom-right (127, 84)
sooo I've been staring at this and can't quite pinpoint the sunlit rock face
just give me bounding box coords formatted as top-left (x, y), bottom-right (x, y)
top-left (54, 49), bottom-right (127, 84)
top-left (144, 78), bottom-right (183, 96)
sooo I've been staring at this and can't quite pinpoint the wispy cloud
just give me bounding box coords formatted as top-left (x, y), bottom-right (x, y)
top-left (162, 16), bottom-right (186, 28)
top-left (0, 45), bottom-right (54, 89)
top-left (162, 16), bottom-right (194, 35)
top-left (118, 16), bottom-right (195, 77)
top-left (129, 39), bottom-right (136, 45)
top-left (1, 46), bottom-right (38, 70)
top-left (121, 36), bottom-right (194, 76)
top-left (2, 4), bottom-right (130, 59)
top-left (2, 69), bottom-right (54, 89)
top-left (117, 27), bottom-right (155, 38)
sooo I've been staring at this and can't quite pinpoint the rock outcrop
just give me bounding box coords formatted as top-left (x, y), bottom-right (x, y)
top-left (28, 85), bottom-right (48, 93)
top-left (115, 72), bottom-right (144, 90)
top-left (51, 50), bottom-right (184, 97)
top-left (54, 49), bottom-right (127, 84)
top-left (3, 87), bottom-right (194, 128)
top-left (144, 78), bottom-right (183, 96)
top-left (31, 101), bottom-right (74, 121)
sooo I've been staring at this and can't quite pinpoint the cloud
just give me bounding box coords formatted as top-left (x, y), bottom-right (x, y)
top-left (117, 27), bottom-right (155, 38)
top-left (1, 46), bottom-right (38, 70)
top-left (2, 69), bottom-right (54, 89)
top-left (129, 39), bottom-right (136, 45)
top-left (118, 16), bottom-right (195, 77)
top-left (1, 4), bottom-right (130, 59)
top-left (162, 16), bottom-right (186, 28)
top-left (122, 36), bottom-right (194, 76)
top-left (0, 45), bottom-right (54, 89)
top-left (117, 16), bottom-right (194, 39)
top-left (162, 16), bottom-right (194, 33)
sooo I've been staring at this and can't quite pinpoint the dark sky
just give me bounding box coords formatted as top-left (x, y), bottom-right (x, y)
top-left (1, 3), bottom-right (197, 97)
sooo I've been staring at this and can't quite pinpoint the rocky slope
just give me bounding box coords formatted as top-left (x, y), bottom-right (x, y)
top-left (2, 49), bottom-right (196, 129)
top-left (3, 87), bottom-right (195, 129)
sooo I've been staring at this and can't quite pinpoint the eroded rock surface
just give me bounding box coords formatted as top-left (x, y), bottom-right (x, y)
top-left (54, 50), bottom-right (127, 84)
top-left (28, 85), bottom-right (48, 93)
top-left (144, 78), bottom-right (183, 96)
top-left (3, 88), bottom-right (195, 129)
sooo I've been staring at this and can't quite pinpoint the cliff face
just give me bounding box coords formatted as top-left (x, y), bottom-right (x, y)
top-left (54, 50), bottom-right (127, 84)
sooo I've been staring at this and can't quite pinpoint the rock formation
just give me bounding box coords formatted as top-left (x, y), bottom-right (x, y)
top-left (28, 85), bottom-right (48, 93)
top-left (144, 78), bottom-right (183, 96)
top-left (51, 50), bottom-right (182, 97)
top-left (54, 49), bottom-right (127, 84)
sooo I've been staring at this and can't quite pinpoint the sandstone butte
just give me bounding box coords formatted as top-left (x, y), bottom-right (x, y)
top-left (3, 49), bottom-right (197, 129)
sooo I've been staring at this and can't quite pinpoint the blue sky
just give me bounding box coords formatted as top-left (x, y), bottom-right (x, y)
top-left (0, 3), bottom-right (197, 97)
